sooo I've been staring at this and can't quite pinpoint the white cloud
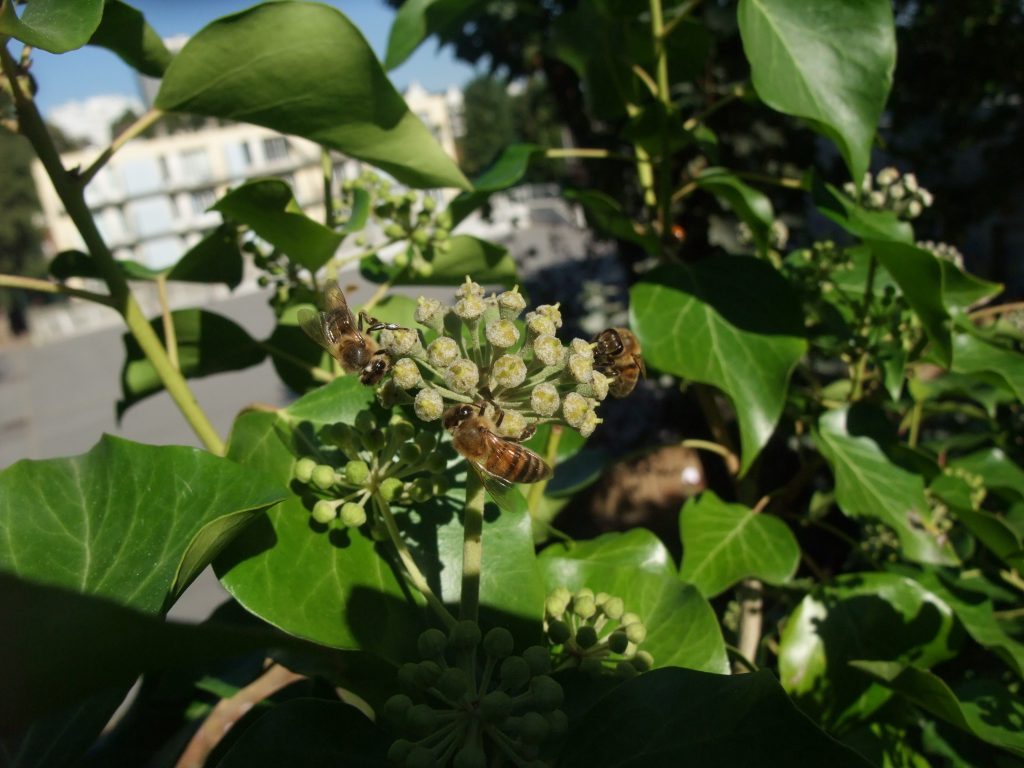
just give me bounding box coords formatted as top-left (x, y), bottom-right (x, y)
top-left (46, 94), bottom-right (144, 149)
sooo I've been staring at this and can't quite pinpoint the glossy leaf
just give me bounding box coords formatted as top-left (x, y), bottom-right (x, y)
top-left (631, 260), bottom-right (807, 474)
top-left (447, 143), bottom-right (541, 226)
top-left (940, 260), bottom-right (1002, 315)
top-left (361, 235), bottom-right (517, 287)
top-left (384, 0), bottom-right (474, 70)
top-left (869, 240), bottom-right (952, 364)
top-left (678, 491), bottom-right (800, 597)
top-left (539, 530), bottom-right (729, 673)
top-left (88, 0), bottom-right (172, 77)
top-left (0, 0), bottom-right (103, 53)
top-left (561, 667), bottom-right (873, 768)
top-left (118, 309), bottom-right (266, 417)
top-left (779, 572), bottom-right (958, 732)
top-left (850, 662), bottom-right (1024, 757)
top-left (279, 376), bottom-right (376, 428)
top-left (0, 434), bottom-right (286, 615)
top-left (213, 180), bottom-right (342, 271)
top-left (215, 699), bottom-right (390, 767)
top-left (738, 0), bottom-right (895, 183)
top-left (0, 574), bottom-right (295, 731)
top-left (695, 167), bottom-right (775, 253)
top-left (816, 408), bottom-right (958, 565)
top-left (215, 404), bottom-right (423, 662)
top-left (49, 249), bottom-right (161, 281)
top-left (950, 448), bottom-right (1024, 504)
top-left (952, 330), bottom-right (1024, 402)
top-left (155, 2), bottom-right (468, 190)
top-left (812, 177), bottom-right (913, 243)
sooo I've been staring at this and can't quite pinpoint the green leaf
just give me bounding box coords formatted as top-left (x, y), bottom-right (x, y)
top-left (560, 667), bottom-right (873, 768)
top-left (679, 491), bottom-right (800, 597)
top-left (695, 167), bottom-right (775, 253)
top-left (88, 0), bottom-right (172, 77)
top-left (950, 448), bottom-right (1024, 504)
top-left (816, 408), bottom-right (958, 565)
top-left (0, 574), bottom-right (296, 732)
top-left (812, 177), bottom-right (914, 243)
top-left (940, 261), bottom-right (1003, 315)
top-left (213, 179), bottom-right (342, 271)
top-left (361, 235), bottom-right (517, 287)
top-left (952, 330), bottom-right (1024, 402)
top-left (0, 0), bottom-right (103, 53)
top-left (384, 0), bottom-right (474, 70)
top-left (869, 240), bottom-right (952, 365)
top-left (155, 2), bottom-right (469, 190)
top-left (215, 699), bottom-right (390, 767)
top-left (0, 435), bottom-right (286, 614)
top-left (850, 662), bottom-right (1024, 757)
top-left (279, 376), bottom-right (376, 428)
top-left (539, 530), bottom-right (729, 673)
top-left (118, 309), bottom-right (266, 417)
top-left (49, 249), bottom-right (161, 281)
top-left (447, 143), bottom-right (541, 226)
top-left (778, 572), bottom-right (958, 731)
top-left (340, 187), bottom-right (371, 234)
top-left (214, 406), bottom-right (423, 661)
top-left (631, 260), bottom-right (807, 474)
top-left (738, 0), bottom-right (895, 183)
top-left (565, 188), bottom-right (660, 254)
top-left (910, 569), bottom-right (1024, 679)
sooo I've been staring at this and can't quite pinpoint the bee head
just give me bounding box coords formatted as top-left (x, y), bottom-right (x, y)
top-left (360, 356), bottom-right (390, 385)
top-left (594, 328), bottom-right (624, 357)
top-left (442, 403), bottom-right (476, 430)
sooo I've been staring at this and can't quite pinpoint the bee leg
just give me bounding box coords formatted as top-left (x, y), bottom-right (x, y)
top-left (516, 424), bottom-right (537, 442)
top-left (359, 310), bottom-right (402, 332)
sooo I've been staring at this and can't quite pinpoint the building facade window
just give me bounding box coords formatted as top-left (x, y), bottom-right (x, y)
top-left (190, 188), bottom-right (216, 215)
top-left (180, 148), bottom-right (211, 182)
top-left (262, 136), bottom-right (290, 162)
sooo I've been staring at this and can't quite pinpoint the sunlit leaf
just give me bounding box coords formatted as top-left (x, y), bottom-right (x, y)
top-left (0, 0), bottom-right (103, 53)
top-left (88, 0), bottom-right (171, 77)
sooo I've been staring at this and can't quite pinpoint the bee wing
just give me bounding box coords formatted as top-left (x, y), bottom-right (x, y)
top-left (469, 462), bottom-right (523, 516)
top-left (635, 353), bottom-right (647, 378)
top-left (321, 283), bottom-right (351, 314)
top-left (298, 307), bottom-right (333, 350)
top-left (484, 433), bottom-right (553, 482)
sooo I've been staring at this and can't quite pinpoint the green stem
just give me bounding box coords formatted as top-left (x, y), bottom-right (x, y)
top-left (661, 0), bottom-right (703, 39)
top-left (649, 0), bottom-right (673, 240)
top-left (545, 147), bottom-right (611, 159)
top-left (155, 275), bottom-right (179, 372)
top-left (850, 254), bottom-right (878, 402)
top-left (1, 44), bottom-right (224, 455)
top-left (320, 147), bottom-right (336, 229)
top-left (527, 425), bottom-right (563, 518)
top-left (79, 107), bottom-right (164, 185)
top-left (907, 399), bottom-right (924, 448)
top-left (373, 495), bottom-right (457, 630)
top-left (0, 273), bottom-right (114, 306)
top-left (460, 470), bottom-right (486, 622)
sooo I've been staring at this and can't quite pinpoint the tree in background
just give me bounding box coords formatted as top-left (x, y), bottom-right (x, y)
top-left (0, 130), bottom-right (44, 333)
top-left (457, 74), bottom-right (516, 177)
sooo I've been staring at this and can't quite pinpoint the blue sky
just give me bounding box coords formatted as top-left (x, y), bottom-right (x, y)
top-left (30, 0), bottom-right (478, 116)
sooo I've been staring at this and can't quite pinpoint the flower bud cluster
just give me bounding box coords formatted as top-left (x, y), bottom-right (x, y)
top-left (736, 219), bottom-right (789, 250)
top-left (385, 622), bottom-right (566, 767)
top-left (543, 587), bottom-right (653, 679)
top-left (377, 277), bottom-right (619, 442)
top-left (917, 240), bottom-right (965, 270)
top-left (844, 167), bottom-right (934, 220)
top-left (291, 409), bottom-right (455, 533)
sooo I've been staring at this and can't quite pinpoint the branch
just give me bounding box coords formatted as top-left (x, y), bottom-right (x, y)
top-left (733, 578), bottom-right (763, 673)
top-left (460, 470), bottom-right (486, 622)
top-left (78, 107), bottom-right (164, 185)
top-left (0, 273), bottom-right (114, 306)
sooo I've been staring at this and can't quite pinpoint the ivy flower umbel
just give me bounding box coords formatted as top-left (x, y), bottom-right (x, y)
top-left (368, 278), bottom-right (618, 448)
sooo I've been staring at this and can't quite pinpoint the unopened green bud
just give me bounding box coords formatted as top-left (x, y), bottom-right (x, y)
top-left (444, 359), bottom-right (480, 393)
top-left (500, 655), bottom-right (531, 689)
top-left (437, 667), bottom-right (472, 700)
top-left (546, 709), bottom-right (568, 736)
top-left (531, 383), bottom-right (560, 416)
top-left (608, 630), bottom-right (629, 654)
top-left (339, 502), bottom-right (366, 527)
top-left (529, 675), bottom-right (564, 711)
top-left (526, 314), bottom-right (557, 338)
top-left (383, 223), bottom-right (406, 239)
top-left (621, 612), bottom-right (641, 627)
top-left (407, 703), bottom-right (438, 733)
top-left (426, 452), bottom-right (448, 473)
top-left (625, 622), bottom-right (647, 644)
top-left (562, 393), bottom-right (589, 429)
top-left (497, 287), bottom-right (527, 319)
top-left (387, 739), bottom-right (413, 764)
top-left (378, 476), bottom-right (404, 501)
top-left (293, 457), bottom-right (317, 483)
top-left (602, 596), bottom-right (625, 620)
top-left (312, 499), bottom-right (337, 524)
top-left (414, 296), bottom-right (445, 330)
top-left (414, 660), bottom-right (443, 688)
top-left (450, 619), bottom-right (481, 650)
top-left (362, 428), bottom-right (386, 451)
top-left (311, 464), bottom-right (338, 490)
top-left (486, 319), bottom-right (520, 349)
top-left (483, 626), bottom-right (515, 658)
top-left (355, 411), bottom-right (376, 433)
top-left (547, 619), bottom-right (571, 644)
top-left (481, 689), bottom-right (513, 724)
top-left (406, 745), bottom-right (434, 768)
top-left (409, 477), bottom-right (434, 502)
top-left (344, 460), bottom-right (370, 485)
top-left (454, 295), bottom-right (486, 321)
top-left (411, 229), bottom-right (431, 248)
top-left (521, 645), bottom-right (551, 676)
top-left (520, 711), bottom-right (550, 744)
top-left (392, 357), bottom-right (422, 389)
top-left (398, 662), bottom-right (419, 691)
top-left (546, 587), bottom-right (572, 617)
top-left (454, 742), bottom-right (487, 768)
top-left (576, 625), bottom-right (599, 648)
top-left (492, 355), bottom-right (527, 388)
top-left (573, 595), bottom-right (596, 619)
top-left (383, 694), bottom-right (413, 723)
top-left (414, 388), bottom-right (444, 421)
top-left (398, 442), bottom-right (421, 464)
top-left (427, 336), bottom-right (461, 368)
top-left (417, 628), bottom-right (448, 659)
top-left (632, 650), bottom-right (654, 671)
top-left (414, 431), bottom-right (436, 451)
top-left (456, 276), bottom-right (484, 299)
top-left (533, 334), bottom-right (564, 366)
top-left (579, 656), bottom-right (603, 676)
top-left (616, 660), bottom-right (639, 679)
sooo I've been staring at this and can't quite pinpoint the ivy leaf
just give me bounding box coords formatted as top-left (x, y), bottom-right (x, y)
top-left (678, 491), bottom-right (800, 597)
top-left (778, 572), bottom-right (958, 731)
top-left (538, 530), bottom-right (729, 673)
top-left (815, 408), bottom-right (958, 565)
top-left (361, 235), bottom-right (517, 287)
top-left (0, 0), bottom-right (103, 53)
top-left (0, 435), bottom-right (286, 615)
top-left (155, 2), bottom-right (468, 190)
top-left (952, 330), bottom-right (1024, 402)
top-left (447, 143), bottom-right (541, 226)
top-left (214, 699), bottom-right (390, 767)
top-left (812, 176), bottom-right (913, 243)
top-left (214, 402), bottom-right (423, 662)
top-left (940, 260), bottom-right (1002, 315)
top-left (213, 180), bottom-right (342, 271)
top-left (118, 309), bottom-right (266, 418)
top-left (88, 0), bottom-right (172, 77)
top-left (560, 667), bottom-right (873, 768)
top-left (738, 0), bottom-right (895, 183)
top-left (631, 260), bottom-right (807, 474)
top-left (565, 188), bottom-right (660, 254)
top-left (869, 240), bottom-right (951, 365)
top-left (695, 167), bottom-right (775, 253)
top-left (384, 0), bottom-right (475, 70)
top-left (950, 448), bottom-right (1024, 505)
top-left (850, 662), bottom-right (1024, 757)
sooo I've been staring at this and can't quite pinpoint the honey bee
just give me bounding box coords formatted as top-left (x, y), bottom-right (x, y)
top-left (593, 327), bottom-right (646, 398)
top-left (443, 403), bottom-right (552, 488)
top-left (298, 284), bottom-right (401, 385)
